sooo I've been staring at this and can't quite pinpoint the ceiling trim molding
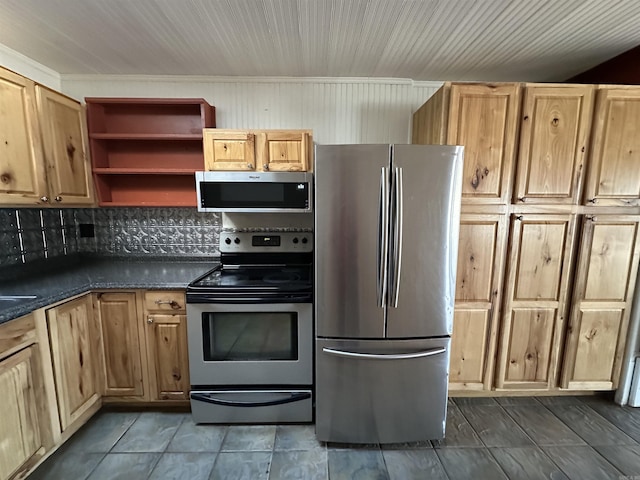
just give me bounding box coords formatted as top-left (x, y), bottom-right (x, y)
top-left (0, 43), bottom-right (61, 89)
top-left (61, 73), bottom-right (444, 88)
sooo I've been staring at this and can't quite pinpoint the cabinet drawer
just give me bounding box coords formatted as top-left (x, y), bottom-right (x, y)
top-left (144, 291), bottom-right (186, 312)
top-left (0, 314), bottom-right (36, 361)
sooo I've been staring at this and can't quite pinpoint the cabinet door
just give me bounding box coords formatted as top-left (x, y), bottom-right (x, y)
top-left (447, 83), bottom-right (520, 205)
top-left (257, 130), bottom-right (311, 172)
top-left (47, 295), bottom-right (100, 431)
top-left (0, 347), bottom-right (43, 480)
top-left (496, 214), bottom-right (577, 390)
top-left (450, 213), bottom-right (508, 391)
top-left (145, 313), bottom-right (190, 400)
top-left (561, 216), bottom-right (640, 390)
top-left (0, 67), bottom-right (47, 205)
top-left (203, 130), bottom-right (256, 171)
top-left (515, 85), bottom-right (594, 204)
top-left (96, 292), bottom-right (145, 397)
top-left (36, 86), bottom-right (94, 205)
top-left (585, 87), bottom-right (640, 206)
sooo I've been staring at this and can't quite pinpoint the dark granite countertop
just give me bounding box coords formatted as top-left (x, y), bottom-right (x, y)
top-left (0, 255), bottom-right (218, 325)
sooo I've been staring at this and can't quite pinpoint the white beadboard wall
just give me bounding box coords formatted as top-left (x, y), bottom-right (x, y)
top-left (62, 76), bottom-right (442, 144)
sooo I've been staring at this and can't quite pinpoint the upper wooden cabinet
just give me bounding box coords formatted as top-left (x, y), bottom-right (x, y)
top-left (0, 67), bottom-right (93, 207)
top-left (561, 215), bottom-right (640, 390)
top-left (86, 98), bottom-right (215, 207)
top-left (584, 87), bottom-right (640, 206)
top-left (204, 129), bottom-right (313, 172)
top-left (412, 82), bottom-right (521, 204)
top-left (514, 85), bottom-right (594, 204)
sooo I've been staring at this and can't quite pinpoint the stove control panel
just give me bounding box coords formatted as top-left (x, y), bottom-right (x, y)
top-left (220, 229), bottom-right (313, 253)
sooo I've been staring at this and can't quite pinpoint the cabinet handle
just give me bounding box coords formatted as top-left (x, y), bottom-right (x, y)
top-left (247, 163), bottom-right (253, 169)
top-left (263, 163), bottom-right (269, 171)
top-left (155, 299), bottom-right (181, 309)
top-left (147, 317), bottom-right (154, 324)
top-left (54, 196), bottom-right (62, 202)
top-left (40, 196), bottom-right (49, 202)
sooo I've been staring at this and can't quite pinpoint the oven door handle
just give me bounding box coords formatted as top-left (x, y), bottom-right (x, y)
top-left (187, 295), bottom-right (312, 304)
top-left (190, 392), bottom-right (311, 408)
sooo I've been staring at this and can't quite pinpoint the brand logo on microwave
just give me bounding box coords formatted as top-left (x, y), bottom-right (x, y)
top-left (297, 184), bottom-right (305, 189)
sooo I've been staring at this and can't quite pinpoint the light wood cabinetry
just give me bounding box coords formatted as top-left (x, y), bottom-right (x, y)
top-left (144, 291), bottom-right (189, 400)
top-left (36, 86), bottom-right (93, 205)
top-left (496, 214), bottom-right (577, 390)
top-left (96, 290), bottom-right (190, 403)
top-left (584, 86), bottom-right (640, 206)
top-left (451, 213), bottom-right (508, 390)
top-left (0, 66), bottom-right (94, 207)
top-left (412, 82), bottom-right (521, 204)
top-left (514, 85), bottom-right (594, 204)
top-left (561, 215), bottom-right (640, 390)
top-left (46, 295), bottom-right (101, 431)
top-left (95, 292), bottom-right (145, 397)
top-left (204, 129), bottom-right (312, 172)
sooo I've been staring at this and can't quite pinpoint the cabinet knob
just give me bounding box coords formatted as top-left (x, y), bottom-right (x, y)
top-left (54, 196), bottom-right (62, 202)
top-left (247, 163), bottom-right (253, 169)
top-left (147, 317), bottom-right (154, 324)
top-left (40, 196), bottom-right (49, 203)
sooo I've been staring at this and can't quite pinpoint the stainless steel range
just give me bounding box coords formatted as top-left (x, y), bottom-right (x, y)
top-left (186, 227), bottom-right (313, 424)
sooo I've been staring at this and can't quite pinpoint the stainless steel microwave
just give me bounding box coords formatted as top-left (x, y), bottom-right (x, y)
top-left (195, 171), bottom-right (313, 213)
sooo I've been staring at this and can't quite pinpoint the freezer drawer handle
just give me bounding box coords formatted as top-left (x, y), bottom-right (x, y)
top-left (190, 392), bottom-right (311, 408)
top-left (322, 347), bottom-right (446, 360)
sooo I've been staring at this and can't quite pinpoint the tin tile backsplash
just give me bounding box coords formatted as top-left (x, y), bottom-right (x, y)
top-left (0, 207), bottom-right (220, 267)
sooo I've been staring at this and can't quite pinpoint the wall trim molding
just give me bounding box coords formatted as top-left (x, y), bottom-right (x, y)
top-left (0, 43), bottom-right (61, 89)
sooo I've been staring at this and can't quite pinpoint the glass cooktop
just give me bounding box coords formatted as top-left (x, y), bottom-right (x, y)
top-left (189, 264), bottom-right (312, 291)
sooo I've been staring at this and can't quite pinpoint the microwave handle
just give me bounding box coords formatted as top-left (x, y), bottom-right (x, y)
top-left (191, 392), bottom-right (311, 408)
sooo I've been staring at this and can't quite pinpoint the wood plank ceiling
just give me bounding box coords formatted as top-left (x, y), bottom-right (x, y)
top-left (0, 0), bottom-right (639, 81)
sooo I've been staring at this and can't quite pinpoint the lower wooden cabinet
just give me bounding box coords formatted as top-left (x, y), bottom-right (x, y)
top-left (46, 294), bottom-right (101, 431)
top-left (561, 215), bottom-right (640, 390)
top-left (96, 290), bottom-right (190, 402)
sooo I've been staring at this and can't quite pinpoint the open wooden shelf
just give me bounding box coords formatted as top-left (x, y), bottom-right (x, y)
top-left (86, 98), bottom-right (215, 206)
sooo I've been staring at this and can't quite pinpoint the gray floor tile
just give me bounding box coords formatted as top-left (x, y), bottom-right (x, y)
top-left (490, 447), bottom-right (569, 480)
top-left (595, 445), bottom-right (640, 476)
top-left (542, 446), bottom-right (623, 480)
top-left (167, 420), bottom-right (227, 452)
top-left (536, 396), bottom-right (587, 407)
top-left (30, 452), bottom-right (104, 480)
top-left (383, 449), bottom-right (448, 480)
top-left (149, 452), bottom-right (217, 480)
top-left (112, 412), bottom-right (185, 453)
top-left (432, 402), bottom-right (483, 448)
top-left (274, 425), bottom-right (325, 451)
top-left (210, 452), bottom-right (271, 480)
top-left (64, 411), bottom-right (139, 453)
top-left (503, 405), bottom-right (586, 446)
top-left (548, 404), bottom-right (638, 446)
top-left (327, 449), bottom-right (389, 480)
top-left (452, 397), bottom-right (499, 406)
top-left (269, 450), bottom-right (328, 480)
top-left (221, 425), bottom-right (276, 451)
top-left (381, 440), bottom-right (432, 449)
top-left (494, 397), bottom-right (541, 406)
top-left (87, 453), bottom-right (161, 480)
top-left (584, 401), bottom-right (640, 443)
top-left (436, 447), bottom-right (508, 480)
top-left (459, 405), bottom-right (534, 447)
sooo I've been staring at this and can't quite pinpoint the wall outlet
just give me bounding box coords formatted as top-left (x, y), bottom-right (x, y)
top-left (79, 223), bottom-right (95, 238)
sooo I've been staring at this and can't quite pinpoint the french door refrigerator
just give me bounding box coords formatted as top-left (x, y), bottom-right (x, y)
top-left (314, 144), bottom-right (463, 444)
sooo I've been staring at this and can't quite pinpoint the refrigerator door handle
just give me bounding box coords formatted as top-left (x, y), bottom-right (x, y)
top-left (389, 166), bottom-right (404, 308)
top-left (377, 167), bottom-right (390, 308)
top-left (322, 346), bottom-right (446, 360)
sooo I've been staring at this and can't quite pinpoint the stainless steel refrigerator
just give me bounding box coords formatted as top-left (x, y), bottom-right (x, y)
top-left (314, 144), bottom-right (463, 444)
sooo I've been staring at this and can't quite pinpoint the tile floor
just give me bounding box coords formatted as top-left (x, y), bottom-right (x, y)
top-left (31, 394), bottom-right (640, 480)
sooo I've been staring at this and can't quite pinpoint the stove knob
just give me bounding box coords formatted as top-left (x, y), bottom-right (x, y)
top-left (302, 237), bottom-right (308, 244)
top-left (234, 237), bottom-right (241, 244)
top-left (293, 237), bottom-right (299, 244)
top-left (225, 238), bottom-right (231, 245)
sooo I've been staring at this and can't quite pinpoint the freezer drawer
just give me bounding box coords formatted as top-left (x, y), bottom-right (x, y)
top-left (190, 389), bottom-right (312, 424)
top-left (316, 337), bottom-right (450, 444)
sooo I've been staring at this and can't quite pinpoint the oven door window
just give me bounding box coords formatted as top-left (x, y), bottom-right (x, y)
top-left (202, 312), bottom-right (298, 361)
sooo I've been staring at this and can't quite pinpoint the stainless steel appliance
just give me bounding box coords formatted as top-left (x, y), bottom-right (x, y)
top-left (314, 144), bottom-right (463, 444)
top-left (186, 228), bottom-right (314, 423)
top-left (195, 171), bottom-right (313, 213)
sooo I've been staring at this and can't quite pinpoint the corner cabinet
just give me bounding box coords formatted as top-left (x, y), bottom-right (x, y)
top-left (86, 98), bottom-right (215, 206)
top-left (204, 129), bottom-right (313, 172)
top-left (0, 66), bottom-right (94, 207)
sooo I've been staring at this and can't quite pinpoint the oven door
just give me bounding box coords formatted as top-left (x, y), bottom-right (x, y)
top-left (186, 302), bottom-right (312, 386)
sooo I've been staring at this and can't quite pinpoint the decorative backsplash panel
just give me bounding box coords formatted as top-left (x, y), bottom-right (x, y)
top-left (0, 207), bottom-right (220, 267)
